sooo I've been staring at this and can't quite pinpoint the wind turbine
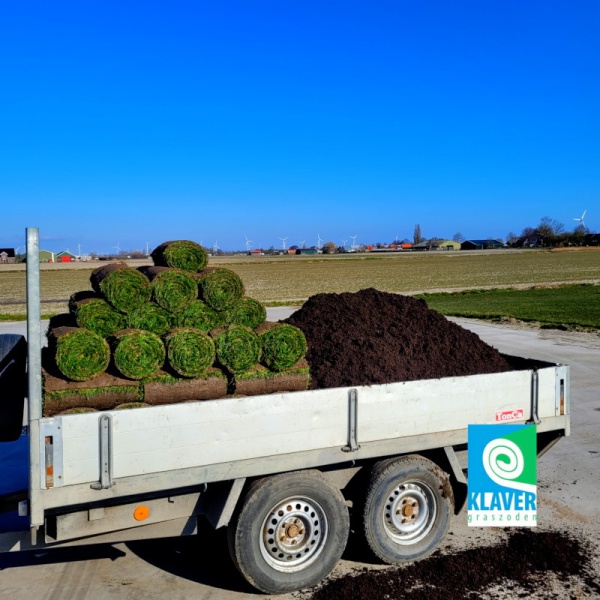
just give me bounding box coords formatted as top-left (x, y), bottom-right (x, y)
top-left (573, 210), bottom-right (587, 230)
top-left (299, 240), bottom-right (306, 249)
top-left (350, 234), bottom-right (358, 250)
top-left (77, 243), bottom-right (82, 257)
top-left (317, 234), bottom-right (323, 250)
top-left (279, 237), bottom-right (288, 250)
top-left (114, 243), bottom-right (121, 256)
top-left (245, 235), bottom-right (252, 252)
top-left (341, 239), bottom-right (348, 250)
top-left (213, 241), bottom-right (219, 255)
top-left (146, 242), bottom-right (150, 255)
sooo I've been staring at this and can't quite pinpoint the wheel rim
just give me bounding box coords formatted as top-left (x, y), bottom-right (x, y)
top-left (259, 495), bottom-right (328, 573)
top-left (382, 480), bottom-right (437, 544)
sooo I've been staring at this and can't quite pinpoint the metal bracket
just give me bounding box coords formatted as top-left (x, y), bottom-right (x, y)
top-left (342, 389), bottom-right (359, 452)
top-left (528, 370), bottom-right (541, 425)
top-left (91, 414), bottom-right (114, 490)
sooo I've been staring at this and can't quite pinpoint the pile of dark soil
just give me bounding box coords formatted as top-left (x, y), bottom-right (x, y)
top-left (304, 529), bottom-right (600, 600)
top-left (285, 288), bottom-right (512, 389)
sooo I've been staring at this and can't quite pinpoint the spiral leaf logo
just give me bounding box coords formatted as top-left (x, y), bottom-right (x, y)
top-left (482, 438), bottom-right (536, 495)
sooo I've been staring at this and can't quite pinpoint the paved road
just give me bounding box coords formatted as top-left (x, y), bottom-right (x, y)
top-left (1, 319), bottom-right (598, 599)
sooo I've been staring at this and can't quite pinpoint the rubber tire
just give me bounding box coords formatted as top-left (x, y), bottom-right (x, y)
top-left (227, 470), bottom-right (350, 594)
top-left (362, 455), bottom-right (454, 565)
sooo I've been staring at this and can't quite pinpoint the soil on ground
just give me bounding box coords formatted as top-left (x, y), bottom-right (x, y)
top-left (285, 288), bottom-right (512, 389)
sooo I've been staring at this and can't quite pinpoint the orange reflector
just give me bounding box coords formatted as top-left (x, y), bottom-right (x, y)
top-left (133, 505), bottom-right (150, 521)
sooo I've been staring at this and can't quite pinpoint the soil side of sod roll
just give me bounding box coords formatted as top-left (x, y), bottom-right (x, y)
top-left (47, 326), bottom-right (111, 382)
top-left (151, 240), bottom-right (208, 273)
top-left (111, 328), bottom-right (166, 380)
top-left (234, 359), bottom-right (310, 396)
top-left (196, 267), bottom-right (245, 312)
top-left (90, 262), bottom-right (152, 314)
top-left (143, 368), bottom-right (228, 404)
top-left (284, 288), bottom-right (512, 390)
top-left (141, 266), bottom-right (198, 313)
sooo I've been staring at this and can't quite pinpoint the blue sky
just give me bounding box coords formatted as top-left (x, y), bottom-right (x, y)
top-left (2, 1), bottom-right (598, 253)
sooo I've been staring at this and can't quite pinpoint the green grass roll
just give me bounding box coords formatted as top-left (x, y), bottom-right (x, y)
top-left (143, 266), bottom-right (197, 313)
top-left (90, 262), bottom-right (151, 314)
top-left (165, 327), bottom-right (216, 377)
top-left (257, 322), bottom-right (307, 372)
top-left (197, 267), bottom-right (245, 312)
top-left (112, 329), bottom-right (165, 380)
top-left (127, 303), bottom-right (175, 336)
top-left (151, 240), bottom-right (208, 273)
top-left (178, 300), bottom-right (225, 331)
top-left (212, 325), bottom-right (261, 374)
top-left (69, 292), bottom-right (127, 338)
top-left (226, 297), bottom-right (266, 329)
top-left (48, 326), bottom-right (110, 381)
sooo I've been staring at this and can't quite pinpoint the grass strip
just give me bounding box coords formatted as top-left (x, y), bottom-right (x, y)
top-left (91, 262), bottom-right (151, 313)
top-left (417, 283), bottom-right (600, 330)
top-left (226, 297), bottom-right (267, 328)
top-left (69, 292), bottom-right (127, 338)
top-left (48, 326), bottom-right (110, 381)
top-left (178, 300), bottom-right (225, 331)
top-left (211, 325), bottom-right (261, 374)
top-left (111, 329), bottom-right (165, 380)
top-left (165, 327), bottom-right (216, 377)
top-left (115, 402), bottom-right (150, 409)
top-left (127, 303), bottom-right (175, 336)
top-left (234, 360), bottom-right (310, 396)
top-left (257, 322), bottom-right (307, 371)
top-left (143, 266), bottom-right (197, 313)
top-left (197, 267), bottom-right (245, 311)
top-left (151, 240), bottom-right (208, 273)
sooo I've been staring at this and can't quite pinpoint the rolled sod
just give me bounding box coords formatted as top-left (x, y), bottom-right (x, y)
top-left (211, 325), bottom-right (261, 374)
top-left (48, 326), bottom-right (110, 382)
top-left (226, 297), bottom-right (267, 329)
top-left (196, 268), bottom-right (245, 312)
top-left (42, 368), bottom-right (140, 416)
top-left (151, 240), bottom-right (208, 273)
top-left (111, 329), bottom-right (165, 380)
top-left (91, 262), bottom-right (151, 314)
top-left (142, 266), bottom-right (197, 313)
top-left (115, 402), bottom-right (150, 409)
top-left (143, 368), bottom-right (228, 404)
top-left (178, 300), bottom-right (225, 331)
top-left (257, 322), bottom-right (308, 372)
top-left (234, 360), bottom-right (310, 396)
top-left (165, 327), bottom-right (216, 378)
top-left (69, 293), bottom-right (127, 338)
top-left (127, 303), bottom-right (174, 336)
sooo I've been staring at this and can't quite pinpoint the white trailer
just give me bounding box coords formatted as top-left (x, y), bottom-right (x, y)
top-left (0, 228), bottom-right (570, 594)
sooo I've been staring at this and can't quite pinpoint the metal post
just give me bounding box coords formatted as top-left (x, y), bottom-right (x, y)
top-left (26, 227), bottom-right (44, 530)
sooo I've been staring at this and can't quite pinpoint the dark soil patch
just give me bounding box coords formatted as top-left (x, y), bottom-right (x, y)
top-left (285, 289), bottom-right (512, 389)
top-left (302, 530), bottom-right (600, 600)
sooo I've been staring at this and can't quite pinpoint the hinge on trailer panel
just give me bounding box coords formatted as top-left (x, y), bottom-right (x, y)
top-left (91, 414), bottom-right (114, 490)
top-left (342, 389), bottom-right (359, 452)
top-left (528, 370), bottom-right (541, 425)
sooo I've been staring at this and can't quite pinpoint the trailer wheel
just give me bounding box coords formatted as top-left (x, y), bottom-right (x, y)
top-left (227, 470), bottom-right (349, 594)
top-left (362, 455), bottom-right (454, 565)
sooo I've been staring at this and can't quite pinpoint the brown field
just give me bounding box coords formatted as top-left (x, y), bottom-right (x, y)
top-left (1, 249), bottom-right (599, 317)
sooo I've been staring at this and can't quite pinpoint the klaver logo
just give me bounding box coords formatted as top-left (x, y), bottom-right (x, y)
top-left (468, 424), bottom-right (537, 527)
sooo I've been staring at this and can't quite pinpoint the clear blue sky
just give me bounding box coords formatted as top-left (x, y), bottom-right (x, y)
top-left (2, 1), bottom-right (598, 253)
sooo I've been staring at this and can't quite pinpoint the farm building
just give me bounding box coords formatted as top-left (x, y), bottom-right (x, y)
top-left (295, 248), bottom-right (318, 255)
top-left (56, 250), bottom-right (77, 262)
top-left (584, 233), bottom-right (600, 246)
top-left (39, 250), bottom-right (56, 262)
top-left (413, 239), bottom-right (460, 251)
top-left (0, 248), bottom-right (16, 264)
top-left (461, 239), bottom-right (505, 250)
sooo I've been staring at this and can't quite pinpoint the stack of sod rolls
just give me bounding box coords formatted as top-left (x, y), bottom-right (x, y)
top-left (42, 239), bottom-right (308, 416)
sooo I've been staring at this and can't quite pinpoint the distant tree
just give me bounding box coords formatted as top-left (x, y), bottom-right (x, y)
top-left (322, 241), bottom-right (337, 254)
top-left (521, 226), bottom-right (536, 238)
top-left (452, 232), bottom-right (464, 242)
top-left (537, 216), bottom-right (565, 238)
top-left (506, 232), bottom-right (518, 246)
top-left (413, 224), bottom-right (424, 245)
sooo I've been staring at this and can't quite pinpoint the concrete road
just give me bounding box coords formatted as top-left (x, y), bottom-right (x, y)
top-left (1, 318), bottom-right (598, 599)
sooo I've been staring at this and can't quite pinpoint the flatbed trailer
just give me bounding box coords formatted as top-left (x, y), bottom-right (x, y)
top-left (0, 228), bottom-right (570, 594)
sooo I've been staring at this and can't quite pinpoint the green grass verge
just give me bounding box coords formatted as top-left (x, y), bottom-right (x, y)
top-left (417, 284), bottom-right (600, 330)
